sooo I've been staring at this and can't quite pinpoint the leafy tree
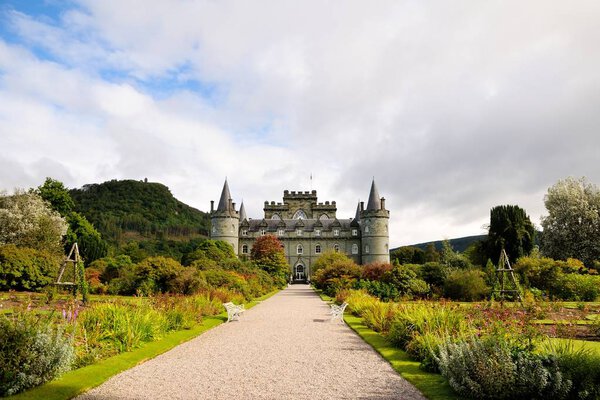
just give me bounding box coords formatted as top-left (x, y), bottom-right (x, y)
top-left (424, 243), bottom-right (440, 262)
top-left (487, 205), bottom-right (535, 264)
top-left (391, 246), bottom-right (425, 265)
top-left (181, 239), bottom-right (235, 265)
top-left (37, 179), bottom-right (108, 263)
top-left (440, 240), bottom-right (471, 269)
top-left (312, 250), bottom-right (353, 275)
top-left (250, 235), bottom-right (289, 287)
top-left (0, 191), bottom-right (67, 255)
top-left (541, 177), bottom-right (600, 266)
top-left (132, 256), bottom-right (184, 295)
top-left (387, 264), bottom-right (430, 298)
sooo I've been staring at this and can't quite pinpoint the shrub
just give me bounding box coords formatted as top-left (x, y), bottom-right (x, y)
top-left (388, 264), bottom-right (430, 298)
top-left (543, 340), bottom-right (600, 400)
top-left (556, 274), bottom-right (600, 301)
top-left (312, 258), bottom-right (361, 297)
top-left (200, 269), bottom-right (249, 299)
top-left (0, 245), bottom-right (60, 291)
top-left (437, 337), bottom-right (571, 400)
top-left (356, 279), bottom-right (399, 301)
top-left (361, 300), bottom-right (397, 333)
top-left (167, 267), bottom-right (207, 295)
top-left (361, 262), bottom-right (392, 281)
top-left (133, 256), bottom-right (184, 295)
top-left (0, 312), bottom-right (74, 396)
top-left (443, 269), bottom-right (490, 301)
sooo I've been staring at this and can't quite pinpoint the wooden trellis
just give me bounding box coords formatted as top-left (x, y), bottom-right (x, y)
top-left (55, 243), bottom-right (80, 289)
top-left (494, 248), bottom-right (523, 303)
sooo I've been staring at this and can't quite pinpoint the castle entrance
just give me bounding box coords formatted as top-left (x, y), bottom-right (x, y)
top-left (293, 264), bottom-right (307, 284)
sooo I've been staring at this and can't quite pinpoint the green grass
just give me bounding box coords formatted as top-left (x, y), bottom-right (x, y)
top-left (7, 290), bottom-right (278, 400)
top-left (344, 314), bottom-right (460, 400)
top-left (547, 338), bottom-right (600, 355)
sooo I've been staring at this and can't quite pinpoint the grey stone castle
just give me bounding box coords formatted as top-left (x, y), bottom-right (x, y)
top-left (210, 180), bottom-right (390, 283)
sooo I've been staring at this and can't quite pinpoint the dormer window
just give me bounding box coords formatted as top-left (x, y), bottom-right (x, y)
top-left (260, 229), bottom-right (266, 236)
top-left (278, 229), bottom-right (285, 236)
top-left (296, 229), bottom-right (303, 236)
top-left (297, 244), bottom-right (303, 255)
top-left (352, 229), bottom-right (358, 236)
top-left (333, 229), bottom-right (339, 236)
top-left (242, 229), bottom-right (248, 236)
top-left (315, 229), bottom-right (321, 237)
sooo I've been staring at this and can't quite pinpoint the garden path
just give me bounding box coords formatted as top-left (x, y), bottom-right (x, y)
top-left (77, 285), bottom-right (426, 400)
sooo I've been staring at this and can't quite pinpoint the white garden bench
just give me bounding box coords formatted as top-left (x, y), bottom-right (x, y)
top-left (330, 302), bottom-right (348, 322)
top-left (223, 302), bottom-right (245, 322)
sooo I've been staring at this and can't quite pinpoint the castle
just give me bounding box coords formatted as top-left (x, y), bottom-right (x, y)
top-left (210, 180), bottom-right (390, 283)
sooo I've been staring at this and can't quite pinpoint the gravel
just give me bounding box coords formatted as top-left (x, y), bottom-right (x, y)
top-left (77, 285), bottom-right (426, 400)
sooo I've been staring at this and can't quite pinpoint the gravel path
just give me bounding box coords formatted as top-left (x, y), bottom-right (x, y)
top-left (77, 285), bottom-right (426, 400)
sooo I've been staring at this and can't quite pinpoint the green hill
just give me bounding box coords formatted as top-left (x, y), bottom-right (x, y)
top-left (70, 179), bottom-right (210, 244)
top-left (396, 235), bottom-right (487, 253)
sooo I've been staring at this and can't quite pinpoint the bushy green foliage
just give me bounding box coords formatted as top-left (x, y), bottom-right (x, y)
top-left (543, 341), bottom-right (600, 400)
top-left (132, 256), bottom-right (185, 295)
top-left (0, 244), bottom-right (60, 290)
top-left (437, 337), bottom-right (570, 400)
top-left (387, 264), bottom-right (430, 298)
top-left (443, 269), bottom-right (490, 301)
top-left (487, 204), bottom-right (536, 264)
top-left (312, 254), bottom-right (361, 296)
top-left (0, 311), bottom-right (74, 396)
top-left (355, 279), bottom-right (399, 301)
top-left (390, 246), bottom-right (425, 265)
top-left (70, 179), bottom-right (210, 243)
top-left (557, 274), bottom-right (600, 301)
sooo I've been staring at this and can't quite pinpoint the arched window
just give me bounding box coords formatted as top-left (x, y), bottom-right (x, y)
top-left (319, 214), bottom-right (329, 220)
top-left (271, 214), bottom-right (281, 220)
top-left (333, 244), bottom-right (340, 253)
top-left (297, 244), bottom-right (303, 255)
top-left (315, 244), bottom-right (322, 254)
top-left (242, 244), bottom-right (249, 254)
top-left (293, 209), bottom-right (307, 220)
top-left (365, 226), bottom-right (370, 233)
top-left (365, 244), bottom-right (370, 254)
top-left (352, 244), bottom-right (358, 254)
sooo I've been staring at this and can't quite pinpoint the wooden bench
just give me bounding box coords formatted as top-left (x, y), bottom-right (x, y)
top-left (330, 302), bottom-right (348, 322)
top-left (223, 302), bottom-right (245, 322)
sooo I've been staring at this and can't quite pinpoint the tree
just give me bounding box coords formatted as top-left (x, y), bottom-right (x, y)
top-left (37, 178), bottom-right (108, 263)
top-left (250, 235), bottom-right (289, 287)
top-left (390, 246), bottom-right (425, 264)
top-left (312, 250), bottom-right (353, 275)
top-left (541, 177), bottom-right (600, 266)
top-left (0, 191), bottom-right (67, 255)
top-left (487, 205), bottom-right (535, 264)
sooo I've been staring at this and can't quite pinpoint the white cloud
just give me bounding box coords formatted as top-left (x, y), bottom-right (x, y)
top-left (1, 1), bottom-right (600, 246)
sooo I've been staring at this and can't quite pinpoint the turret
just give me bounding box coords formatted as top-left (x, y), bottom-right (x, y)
top-left (360, 179), bottom-right (390, 264)
top-left (210, 179), bottom-right (239, 254)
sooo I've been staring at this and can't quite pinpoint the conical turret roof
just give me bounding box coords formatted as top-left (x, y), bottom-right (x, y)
top-left (366, 179), bottom-right (381, 211)
top-left (354, 201), bottom-right (361, 221)
top-left (239, 201), bottom-right (247, 221)
top-left (217, 179), bottom-right (232, 211)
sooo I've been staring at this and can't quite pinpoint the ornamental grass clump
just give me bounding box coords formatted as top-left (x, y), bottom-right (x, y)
top-left (361, 300), bottom-right (398, 333)
top-left (0, 311), bottom-right (74, 396)
top-left (437, 336), bottom-right (571, 400)
top-left (344, 289), bottom-right (378, 316)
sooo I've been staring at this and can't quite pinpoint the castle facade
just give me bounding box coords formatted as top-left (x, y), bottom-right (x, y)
top-left (210, 180), bottom-right (390, 283)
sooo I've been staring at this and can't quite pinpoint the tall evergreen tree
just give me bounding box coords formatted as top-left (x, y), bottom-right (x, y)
top-left (487, 205), bottom-right (535, 264)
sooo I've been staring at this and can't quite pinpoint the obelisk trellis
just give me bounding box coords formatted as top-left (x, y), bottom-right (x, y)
top-left (494, 248), bottom-right (523, 303)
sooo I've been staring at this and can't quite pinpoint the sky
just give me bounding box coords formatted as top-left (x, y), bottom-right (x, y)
top-left (0, 1), bottom-right (599, 247)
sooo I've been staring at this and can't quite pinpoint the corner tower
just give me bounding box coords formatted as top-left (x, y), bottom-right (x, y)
top-left (210, 179), bottom-right (239, 254)
top-left (360, 179), bottom-right (390, 264)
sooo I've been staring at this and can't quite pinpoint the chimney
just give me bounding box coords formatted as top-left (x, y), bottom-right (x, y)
top-left (232, 202), bottom-right (236, 211)
top-left (360, 201), bottom-right (364, 212)
top-left (380, 197), bottom-right (386, 210)
top-left (210, 200), bottom-right (214, 213)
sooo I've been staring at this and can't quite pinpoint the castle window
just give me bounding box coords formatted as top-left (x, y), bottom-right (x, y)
top-left (365, 226), bottom-right (370, 233)
top-left (352, 229), bottom-right (358, 236)
top-left (315, 229), bottom-right (321, 236)
top-left (242, 245), bottom-right (249, 254)
top-left (271, 214), bottom-right (281, 220)
top-left (293, 210), bottom-right (307, 220)
top-left (333, 229), bottom-right (339, 237)
top-left (365, 244), bottom-right (370, 254)
top-left (315, 244), bottom-right (322, 254)
top-left (319, 214), bottom-right (329, 220)
top-left (241, 229), bottom-right (248, 236)
top-left (278, 229), bottom-right (285, 236)
top-left (297, 244), bottom-right (303, 255)
top-left (296, 229), bottom-right (303, 236)
top-left (260, 229), bottom-right (266, 236)
top-left (212, 226), bottom-right (216, 234)
top-left (352, 244), bottom-right (358, 254)
top-left (333, 244), bottom-right (340, 253)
